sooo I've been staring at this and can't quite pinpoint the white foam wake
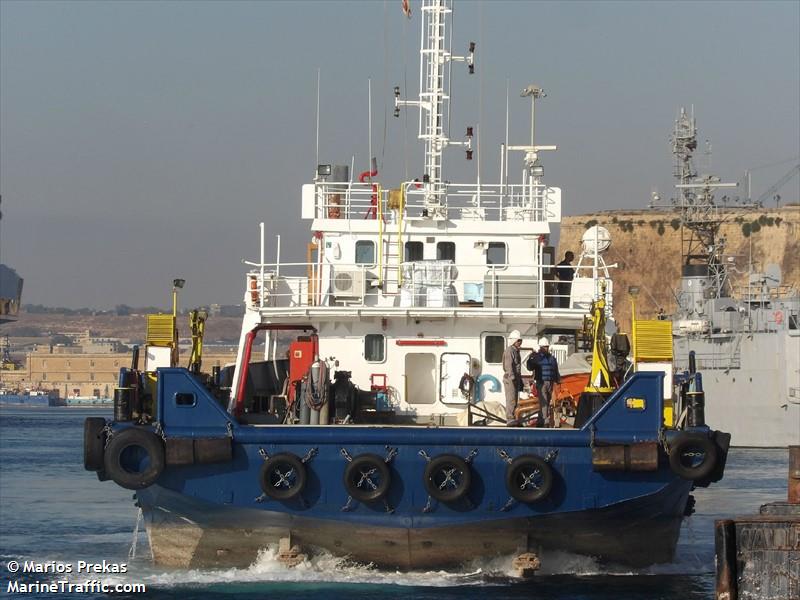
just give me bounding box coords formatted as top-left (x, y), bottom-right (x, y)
top-left (113, 547), bottom-right (489, 588)
top-left (95, 542), bottom-right (710, 590)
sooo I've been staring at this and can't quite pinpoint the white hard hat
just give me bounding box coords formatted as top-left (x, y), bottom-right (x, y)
top-left (508, 330), bottom-right (522, 342)
top-left (538, 337), bottom-right (550, 347)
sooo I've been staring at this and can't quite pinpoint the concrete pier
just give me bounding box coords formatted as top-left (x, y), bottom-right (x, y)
top-left (715, 446), bottom-right (800, 600)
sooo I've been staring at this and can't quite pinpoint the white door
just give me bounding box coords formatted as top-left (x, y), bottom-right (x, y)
top-left (405, 353), bottom-right (436, 404)
top-left (440, 353), bottom-right (471, 404)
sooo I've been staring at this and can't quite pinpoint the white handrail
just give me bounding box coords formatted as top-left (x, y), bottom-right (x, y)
top-left (240, 258), bottom-right (609, 311)
top-left (259, 222), bottom-right (265, 310)
top-left (309, 181), bottom-right (555, 223)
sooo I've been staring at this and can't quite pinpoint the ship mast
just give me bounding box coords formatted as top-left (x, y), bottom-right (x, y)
top-left (394, 0), bottom-right (474, 218)
top-left (667, 108), bottom-right (739, 299)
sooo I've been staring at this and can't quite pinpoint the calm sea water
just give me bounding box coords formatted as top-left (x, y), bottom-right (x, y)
top-left (0, 407), bottom-right (789, 599)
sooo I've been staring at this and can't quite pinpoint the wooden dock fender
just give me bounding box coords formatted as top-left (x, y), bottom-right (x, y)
top-left (714, 519), bottom-right (737, 600)
top-left (591, 442), bottom-right (658, 472)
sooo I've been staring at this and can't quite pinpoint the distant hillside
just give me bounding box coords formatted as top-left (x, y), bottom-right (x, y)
top-left (558, 206), bottom-right (799, 331)
top-left (2, 312), bottom-right (244, 346)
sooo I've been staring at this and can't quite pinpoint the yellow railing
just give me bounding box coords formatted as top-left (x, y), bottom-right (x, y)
top-left (377, 184), bottom-right (384, 287)
top-left (396, 186), bottom-right (405, 285)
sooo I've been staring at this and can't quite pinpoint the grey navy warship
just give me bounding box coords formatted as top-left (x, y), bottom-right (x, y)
top-left (654, 108), bottom-right (799, 447)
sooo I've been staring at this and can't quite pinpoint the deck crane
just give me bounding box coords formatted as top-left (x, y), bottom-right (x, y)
top-left (188, 309), bottom-right (207, 374)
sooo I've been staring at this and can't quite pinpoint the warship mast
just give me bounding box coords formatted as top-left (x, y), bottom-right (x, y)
top-left (669, 107), bottom-right (740, 301)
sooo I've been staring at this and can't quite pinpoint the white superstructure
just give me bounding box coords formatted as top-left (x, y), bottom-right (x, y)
top-left (230, 0), bottom-right (613, 425)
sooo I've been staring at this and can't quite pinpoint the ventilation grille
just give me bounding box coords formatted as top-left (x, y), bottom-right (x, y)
top-left (634, 320), bottom-right (673, 361)
top-left (146, 314), bottom-right (175, 345)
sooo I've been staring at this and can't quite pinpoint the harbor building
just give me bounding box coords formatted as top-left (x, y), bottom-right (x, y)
top-left (1, 347), bottom-right (236, 400)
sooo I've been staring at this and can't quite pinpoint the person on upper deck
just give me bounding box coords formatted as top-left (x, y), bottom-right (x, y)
top-left (502, 330), bottom-right (523, 426)
top-left (555, 251), bottom-right (575, 308)
top-left (526, 337), bottom-right (561, 427)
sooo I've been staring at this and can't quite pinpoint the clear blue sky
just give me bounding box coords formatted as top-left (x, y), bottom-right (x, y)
top-left (1, 0), bottom-right (798, 308)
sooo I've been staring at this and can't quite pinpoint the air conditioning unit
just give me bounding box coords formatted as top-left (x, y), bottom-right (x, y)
top-left (332, 268), bottom-right (366, 301)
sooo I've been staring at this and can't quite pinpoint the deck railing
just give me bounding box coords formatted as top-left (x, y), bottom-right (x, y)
top-left (242, 259), bottom-right (609, 313)
top-left (732, 283), bottom-right (797, 302)
top-left (310, 180), bottom-right (559, 223)
top-left (674, 351), bottom-right (742, 371)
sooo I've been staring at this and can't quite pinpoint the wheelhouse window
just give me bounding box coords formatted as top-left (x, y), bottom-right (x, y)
top-left (486, 242), bottom-right (506, 266)
top-left (355, 240), bottom-right (375, 265)
top-left (364, 334), bottom-right (386, 362)
top-left (484, 335), bottom-right (505, 364)
top-left (405, 241), bottom-right (424, 262)
top-left (437, 241), bottom-right (456, 262)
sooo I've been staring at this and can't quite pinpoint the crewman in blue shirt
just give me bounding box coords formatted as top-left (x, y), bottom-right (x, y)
top-left (526, 337), bottom-right (561, 427)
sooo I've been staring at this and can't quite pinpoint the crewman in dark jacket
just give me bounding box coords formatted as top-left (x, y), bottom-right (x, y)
top-left (555, 251), bottom-right (575, 308)
top-left (502, 330), bottom-right (523, 426)
top-left (526, 337), bottom-right (561, 426)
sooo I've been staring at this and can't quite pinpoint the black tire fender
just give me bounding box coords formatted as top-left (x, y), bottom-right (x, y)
top-left (423, 454), bottom-right (472, 503)
top-left (505, 454), bottom-right (553, 503)
top-left (668, 434), bottom-right (718, 481)
top-left (343, 453), bottom-right (391, 503)
top-left (84, 417), bottom-right (107, 472)
top-left (259, 453), bottom-right (307, 501)
top-left (103, 428), bottom-right (165, 490)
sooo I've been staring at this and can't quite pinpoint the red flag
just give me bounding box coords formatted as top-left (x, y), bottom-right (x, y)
top-left (401, 0), bottom-right (411, 19)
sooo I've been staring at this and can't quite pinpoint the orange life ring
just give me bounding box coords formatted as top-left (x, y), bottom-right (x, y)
top-left (249, 277), bottom-right (260, 305)
top-left (328, 194), bottom-right (341, 219)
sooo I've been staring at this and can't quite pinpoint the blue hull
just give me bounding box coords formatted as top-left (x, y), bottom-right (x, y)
top-left (89, 368), bottom-right (720, 569)
top-left (137, 475), bottom-right (690, 569)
